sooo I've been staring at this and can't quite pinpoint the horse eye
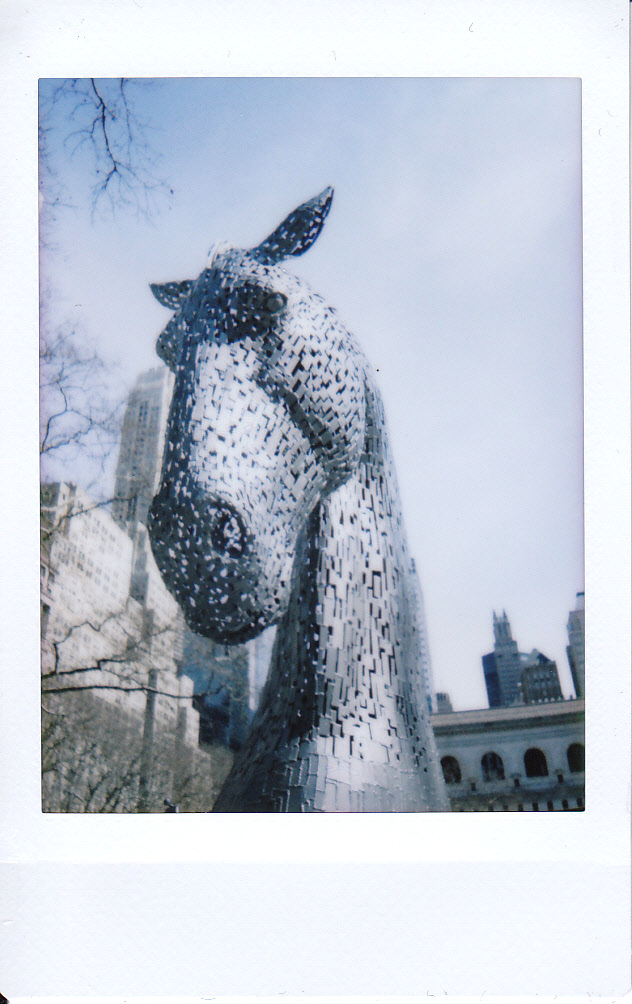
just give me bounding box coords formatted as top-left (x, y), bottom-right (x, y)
top-left (265, 292), bottom-right (287, 314)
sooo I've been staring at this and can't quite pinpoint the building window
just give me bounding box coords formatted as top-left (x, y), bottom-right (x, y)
top-left (481, 751), bottom-right (505, 782)
top-left (440, 755), bottom-right (461, 784)
top-left (567, 743), bottom-right (585, 773)
top-left (524, 747), bottom-right (548, 777)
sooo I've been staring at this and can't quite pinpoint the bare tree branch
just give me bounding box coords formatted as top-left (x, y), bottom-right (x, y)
top-left (39, 77), bottom-right (172, 224)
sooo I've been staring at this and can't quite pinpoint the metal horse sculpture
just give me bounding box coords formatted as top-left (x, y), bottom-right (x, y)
top-left (148, 188), bottom-right (448, 812)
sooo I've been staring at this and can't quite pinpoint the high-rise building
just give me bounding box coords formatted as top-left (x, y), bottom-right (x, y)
top-left (482, 611), bottom-right (523, 707)
top-left (520, 650), bottom-right (563, 704)
top-left (40, 481), bottom-right (199, 744)
top-left (112, 367), bottom-right (174, 531)
top-left (435, 692), bottom-right (453, 714)
top-left (566, 591), bottom-right (585, 698)
top-left (482, 611), bottom-right (563, 708)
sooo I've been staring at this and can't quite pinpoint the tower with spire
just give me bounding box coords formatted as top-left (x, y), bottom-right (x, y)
top-left (482, 610), bottom-right (523, 707)
top-left (482, 610), bottom-right (563, 708)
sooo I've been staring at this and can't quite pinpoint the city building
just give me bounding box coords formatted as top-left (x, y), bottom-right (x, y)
top-left (111, 367), bottom-right (174, 531)
top-left (435, 692), bottom-right (453, 714)
top-left (482, 611), bottom-right (563, 708)
top-left (520, 650), bottom-right (563, 704)
top-left (183, 630), bottom-right (250, 750)
top-left (432, 699), bottom-right (585, 811)
top-left (40, 481), bottom-right (199, 745)
top-left (567, 591), bottom-right (585, 698)
top-left (482, 610), bottom-right (523, 707)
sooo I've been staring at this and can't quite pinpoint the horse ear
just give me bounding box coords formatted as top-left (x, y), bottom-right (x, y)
top-left (254, 187), bottom-right (334, 264)
top-left (150, 280), bottom-right (194, 310)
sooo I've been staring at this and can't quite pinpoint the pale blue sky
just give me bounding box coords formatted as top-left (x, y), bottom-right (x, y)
top-left (40, 77), bottom-right (583, 709)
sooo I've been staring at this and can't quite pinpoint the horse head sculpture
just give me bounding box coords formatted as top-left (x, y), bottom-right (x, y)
top-left (148, 188), bottom-right (449, 811)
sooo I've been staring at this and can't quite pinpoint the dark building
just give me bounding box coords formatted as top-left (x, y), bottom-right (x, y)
top-left (482, 611), bottom-right (523, 707)
top-left (520, 650), bottom-right (563, 704)
top-left (482, 611), bottom-right (563, 708)
top-left (482, 652), bottom-right (503, 708)
top-left (183, 631), bottom-right (250, 751)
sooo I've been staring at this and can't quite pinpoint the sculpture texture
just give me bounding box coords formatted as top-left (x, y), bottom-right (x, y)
top-left (148, 188), bottom-right (449, 811)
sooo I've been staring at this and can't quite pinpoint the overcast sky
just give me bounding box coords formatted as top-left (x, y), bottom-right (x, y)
top-left (40, 77), bottom-right (583, 710)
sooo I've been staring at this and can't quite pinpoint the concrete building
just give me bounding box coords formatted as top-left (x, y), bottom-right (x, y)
top-left (435, 692), bottom-right (453, 714)
top-left (183, 630), bottom-right (250, 750)
top-left (520, 650), bottom-right (563, 704)
top-left (566, 591), bottom-right (585, 698)
top-left (40, 481), bottom-right (199, 746)
top-left (432, 699), bottom-right (585, 811)
top-left (483, 611), bottom-right (564, 708)
top-left (482, 610), bottom-right (523, 707)
top-left (111, 367), bottom-right (174, 532)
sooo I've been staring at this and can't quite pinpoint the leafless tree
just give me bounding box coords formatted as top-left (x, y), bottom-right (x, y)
top-left (39, 77), bottom-right (172, 228)
top-left (40, 324), bottom-right (126, 494)
top-left (42, 691), bottom-right (233, 813)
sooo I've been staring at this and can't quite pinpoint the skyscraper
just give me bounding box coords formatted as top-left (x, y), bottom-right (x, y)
top-left (482, 611), bottom-right (523, 707)
top-left (566, 591), bottom-right (585, 698)
top-left (112, 367), bottom-right (174, 532)
top-left (482, 611), bottom-right (564, 708)
top-left (520, 650), bottom-right (563, 704)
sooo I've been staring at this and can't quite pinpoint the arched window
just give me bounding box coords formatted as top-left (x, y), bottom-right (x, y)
top-left (524, 747), bottom-right (548, 777)
top-left (481, 751), bottom-right (505, 781)
top-left (441, 756), bottom-right (461, 784)
top-left (567, 743), bottom-right (585, 773)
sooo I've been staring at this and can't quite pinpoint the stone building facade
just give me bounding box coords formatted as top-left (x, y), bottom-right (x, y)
top-left (41, 481), bottom-right (199, 745)
top-left (432, 699), bottom-right (585, 811)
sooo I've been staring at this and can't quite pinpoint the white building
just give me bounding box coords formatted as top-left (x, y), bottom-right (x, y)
top-left (41, 481), bottom-right (199, 746)
top-left (432, 698), bottom-right (585, 811)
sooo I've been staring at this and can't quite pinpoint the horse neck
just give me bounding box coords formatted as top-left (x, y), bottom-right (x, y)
top-left (213, 377), bottom-right (448, 812)
top-left (315, 379), bottom-right (415, 674)
top-left (270, 376), bottom-right (421, 716)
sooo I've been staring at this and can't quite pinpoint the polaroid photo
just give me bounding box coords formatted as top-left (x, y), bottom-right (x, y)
top-left (1, 0), bottom-right (629, 998)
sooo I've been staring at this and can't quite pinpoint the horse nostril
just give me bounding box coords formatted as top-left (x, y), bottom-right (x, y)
top-left (208, 505), bottom-right (247, 558)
